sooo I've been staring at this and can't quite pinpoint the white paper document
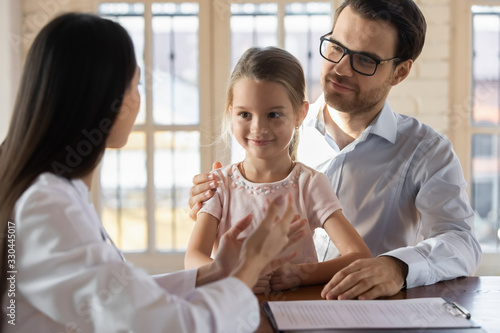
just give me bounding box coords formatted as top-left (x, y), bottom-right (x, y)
top-left (264, 297), bottom-right (477, 330)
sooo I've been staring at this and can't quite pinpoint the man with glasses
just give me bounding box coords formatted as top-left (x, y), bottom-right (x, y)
top-left (189, 0), bottom-right (481, 299)
top-left (319, 33), bottom-right (401, 77)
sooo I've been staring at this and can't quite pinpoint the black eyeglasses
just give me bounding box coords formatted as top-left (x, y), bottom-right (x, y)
top-left (319, 33), bottom-right (401, 76)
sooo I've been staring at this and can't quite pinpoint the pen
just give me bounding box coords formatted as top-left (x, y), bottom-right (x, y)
top-left (443, 299), bottom-right (471, 319)
top-left (451, 301), bottom-right (471, 319)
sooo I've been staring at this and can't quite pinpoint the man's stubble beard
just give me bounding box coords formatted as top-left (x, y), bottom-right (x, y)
top-left (321, 73), bottom-right (392, 116)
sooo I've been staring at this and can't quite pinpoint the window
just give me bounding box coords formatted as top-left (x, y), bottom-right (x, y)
top-left (284, 2), bottom-right (331, 100)
top-left (471, 5), bottom-right (500, 252)
top-left (96, 2), bottom-right (204, 272)
top-left (100, 3), bottom-right (149, 253)
top-left (231, 3), bottom-right (278, 65)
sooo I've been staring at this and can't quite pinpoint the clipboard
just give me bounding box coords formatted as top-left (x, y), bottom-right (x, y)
top-left (262, 298), bottom-right (485, 333)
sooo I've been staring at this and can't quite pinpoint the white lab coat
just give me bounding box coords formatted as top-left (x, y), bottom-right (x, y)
top-left (2, 173), bottom-right (259, 332)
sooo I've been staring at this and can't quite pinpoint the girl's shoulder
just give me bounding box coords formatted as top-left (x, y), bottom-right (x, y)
top-left (210, 163), bottom-right (240, 182)
top-left (207, 163), bottom-right (241, 193)
top-left (293, 162), bottom-right (332, 190)
top-left (213, 163), bottom-right (239, 177)
top-left (293, 161), bottom-right (327, 179)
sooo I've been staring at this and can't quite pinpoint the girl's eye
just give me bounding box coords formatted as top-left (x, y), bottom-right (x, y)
top-left (269, 112), bottom-right (281, 119)
top-left (239, 112), bottom-right (251, 119)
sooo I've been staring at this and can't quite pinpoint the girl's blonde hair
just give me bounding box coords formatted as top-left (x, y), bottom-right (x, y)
top-left (221, 46), bottom-right (306, 161)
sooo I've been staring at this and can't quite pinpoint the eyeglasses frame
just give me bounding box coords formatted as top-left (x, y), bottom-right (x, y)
top-left (319, 33), bottom-right (401, 76)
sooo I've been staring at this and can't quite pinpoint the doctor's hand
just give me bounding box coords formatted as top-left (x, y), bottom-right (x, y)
top-left (212, 204), bottom-right (305, 282)
top-left (269, 262), bottom-right (302, 291)
top-left (188, 161), bottom-right (223, 221)
top-left (321, 256), bottom-right (408, 300)
top-left (229, 194), bottom-right (307, 290)
top-left (253, 274), bottom-right (271, 294)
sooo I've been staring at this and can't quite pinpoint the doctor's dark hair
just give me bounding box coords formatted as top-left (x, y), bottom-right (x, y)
top-left (0, 13), bottom-right (136, 313)
top-left (221, 46), bottom-right (306, 161)
top-left (333, 0), bottom-right (426, 62)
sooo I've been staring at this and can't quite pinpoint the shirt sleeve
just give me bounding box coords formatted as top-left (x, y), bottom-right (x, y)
top-left (302, 171), bottom-right (343, 228)
top-left (382, 138), bottom-right (482, 288)
top-left (15, 178), bottom-right (259, 333)
top-left (152, 270), bottom-right (197, 298)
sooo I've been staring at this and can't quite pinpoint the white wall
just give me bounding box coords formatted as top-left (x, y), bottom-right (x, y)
top-left (389, 0), bottom-right (451, 135)
top-left (0, 1), bottom-right (10, 141)
top-left (0, 0), bottom-right (90, 141)
top-left (0, 0), bottom-right (21, 141)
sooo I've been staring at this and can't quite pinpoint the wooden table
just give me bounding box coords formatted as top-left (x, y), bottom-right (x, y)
top-left (256, 276), bottom-right (500, 333)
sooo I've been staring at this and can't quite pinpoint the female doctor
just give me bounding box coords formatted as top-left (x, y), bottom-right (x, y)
top-left (0, 13), bottom-right (304, 332)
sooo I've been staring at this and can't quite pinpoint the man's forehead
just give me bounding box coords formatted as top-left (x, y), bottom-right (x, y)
top-left (332, 6), bottom-right (398, 56)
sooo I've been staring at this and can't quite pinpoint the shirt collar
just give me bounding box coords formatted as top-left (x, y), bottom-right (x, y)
top-left (70, 178), bottom-right (92, 204)
top-left (305, 93), bottom-right (326, 135)
top-left (309, 94), bottom-right (397, 145)
top-left (368, 100), bottom-right (397, 144)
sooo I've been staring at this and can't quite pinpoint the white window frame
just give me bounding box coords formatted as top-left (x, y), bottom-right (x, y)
top-left (91, 0), bottom-right (214, 274)
top-left (450, 0), bottom-right (500, 275)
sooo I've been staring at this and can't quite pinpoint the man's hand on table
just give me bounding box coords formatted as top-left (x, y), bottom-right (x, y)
top-left (269, 262), bottom-right (302, 291)
top-left (321, 256), bottom-right (408, 300)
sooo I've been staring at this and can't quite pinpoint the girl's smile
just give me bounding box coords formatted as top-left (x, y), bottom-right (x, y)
top-left (231, 78), bottom-right (298, 164)
top-left (247, 139), bottom-right (273, 146)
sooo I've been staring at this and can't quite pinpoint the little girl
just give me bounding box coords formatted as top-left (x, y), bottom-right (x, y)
top-left (185, 47), bottom-right (371, 291)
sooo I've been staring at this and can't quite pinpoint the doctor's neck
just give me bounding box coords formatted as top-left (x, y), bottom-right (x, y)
top-left (81, 171), bottom-right (95, 190)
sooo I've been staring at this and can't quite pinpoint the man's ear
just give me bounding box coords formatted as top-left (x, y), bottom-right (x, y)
top-left (391, 59), bottom-right (413, 86)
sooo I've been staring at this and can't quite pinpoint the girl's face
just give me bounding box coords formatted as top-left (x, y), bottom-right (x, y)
top-left (107, 66), bottom-right (141, 149)
top-left (230, 78), bottom-right (305, 162)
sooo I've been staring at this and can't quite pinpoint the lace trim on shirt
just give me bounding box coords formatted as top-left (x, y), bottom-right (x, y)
top-left (229, 167), bottom-right (304, 195)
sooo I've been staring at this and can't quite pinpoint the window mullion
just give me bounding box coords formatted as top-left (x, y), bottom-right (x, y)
top-left (199, 0), bottom-right (213, 170)
top-left (144, 3), bottom-right (156, 254)
top-left (212, 0), bottom-right (232, 166)
top-left (277, 2), bottom-right (285, 48)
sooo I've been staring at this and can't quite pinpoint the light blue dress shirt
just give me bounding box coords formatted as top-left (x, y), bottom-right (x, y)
top-left (299, 94), bottom-right (482, 288)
